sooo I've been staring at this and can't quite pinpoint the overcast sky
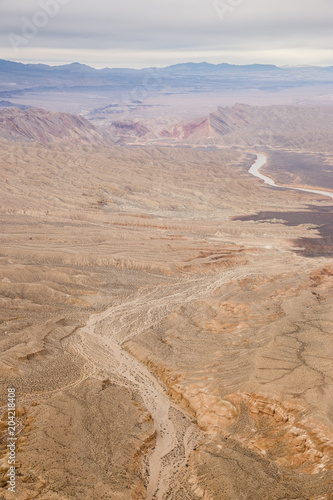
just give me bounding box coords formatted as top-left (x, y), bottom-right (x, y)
top-left (0, 0), bottom-right (332, 68)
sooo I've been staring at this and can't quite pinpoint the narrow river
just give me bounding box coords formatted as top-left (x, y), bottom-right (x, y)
top-left (250, 153), bottom-right (333, 200)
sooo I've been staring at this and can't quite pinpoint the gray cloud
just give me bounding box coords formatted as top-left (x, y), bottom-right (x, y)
top-left (0, 0), bottom-right (332, 67)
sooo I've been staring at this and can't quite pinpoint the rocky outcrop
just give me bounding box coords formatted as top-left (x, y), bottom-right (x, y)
top-left (109, 120), bottom-right (149, 138)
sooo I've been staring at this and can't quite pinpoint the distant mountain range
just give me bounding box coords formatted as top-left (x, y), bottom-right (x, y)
top-left (1, 59), bottom-right (333, 74)
top-left (1, 59), bottom-right (333, 98)
top-left (1, 60), bottom-right (332, 151)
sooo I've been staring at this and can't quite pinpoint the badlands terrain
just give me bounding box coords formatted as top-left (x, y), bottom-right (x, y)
top-left (0, 62), bottom-right (332, 498)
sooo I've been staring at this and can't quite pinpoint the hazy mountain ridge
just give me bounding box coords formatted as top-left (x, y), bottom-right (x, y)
top-left (207, 104), bottom-right (333, 150)
top-left (1, 59), bottom-right (333, 96)
top-left (2, 59), bottom-right (333, 120)
top-left (107, 103), bottom-right (333, 152)
top-left (0, 107), bottom-right (112, 144)
top-left (1, 103), bottom-right (332, 153)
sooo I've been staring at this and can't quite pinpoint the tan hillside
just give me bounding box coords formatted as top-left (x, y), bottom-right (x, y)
top-left (0, 108), bottom-right (111, 145)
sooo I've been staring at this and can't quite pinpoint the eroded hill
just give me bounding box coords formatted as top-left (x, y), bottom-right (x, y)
top-left (0, 108), bottom-right (111, 144)
top-left (105, 104), bottom-right (333, 154)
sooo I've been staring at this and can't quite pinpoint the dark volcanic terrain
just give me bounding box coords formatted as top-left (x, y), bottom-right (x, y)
top-left (261, 151), bottom-right (333, 192)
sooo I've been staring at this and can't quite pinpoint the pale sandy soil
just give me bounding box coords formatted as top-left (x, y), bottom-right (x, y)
top-left (0, 143), bottom-right (332, 499)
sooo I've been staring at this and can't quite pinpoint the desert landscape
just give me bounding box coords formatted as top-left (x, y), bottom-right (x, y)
top-left (0, 68), bottom-right (332, 498)
top-left (2, 0), bottom-right (333, 498)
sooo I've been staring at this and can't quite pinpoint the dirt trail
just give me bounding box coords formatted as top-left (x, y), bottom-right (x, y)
top-left (69, 266), bottom-right (260, 498)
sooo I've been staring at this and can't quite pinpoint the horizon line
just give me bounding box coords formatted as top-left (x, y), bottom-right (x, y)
top-left (1, 58), bottom-right (333, 71)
